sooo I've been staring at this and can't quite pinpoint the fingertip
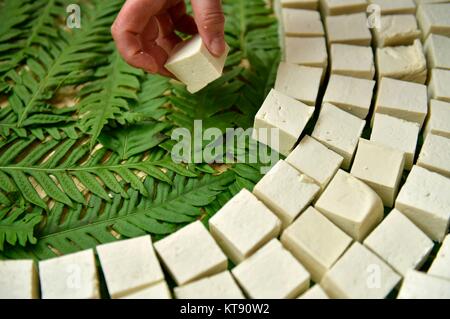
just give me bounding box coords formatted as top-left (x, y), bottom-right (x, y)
top-left (207, 36), bottom-right (226, 57)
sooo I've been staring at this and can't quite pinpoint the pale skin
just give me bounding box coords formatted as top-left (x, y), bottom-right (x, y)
top-left (111, 0), bottom-right (226, 77)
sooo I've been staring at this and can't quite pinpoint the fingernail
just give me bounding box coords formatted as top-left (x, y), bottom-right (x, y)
top-left (210, 37), bottom-right (225, 56)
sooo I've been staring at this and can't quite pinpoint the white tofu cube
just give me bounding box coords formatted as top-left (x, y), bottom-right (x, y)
top-left (351, 139), bottom-right (406, 207)
top-left (321, 242), bottom-right (401, 299)
top-left (312, 103), bottom-right (366, 169)
top-left (323, 74), bottom-right (376, 119)
top-left (397, 270), bottom-right (450, 299)
top-left (164, 34), bottom-right (229, 94)
top-left (330, 44), bottom-right (375, 80)
top-left (417, 3), bottom-right (450, 39)
top-left (325, 13), bottom-right (372, 45)
top-left (0, 260), bottom-right (38, 299)
top-left (282, 9), bottom-right (325, 37)
top-left (363, 209), bottom-right (434, 276)
top-left (120, 282), bottom-right (172, 299)
top-left (320, 0), bottom-right (368, 16)
top-left (252, 89), bottom-right (314, 156)
top-left (275, 62), bottom-right (324, 106)
top-left (373, 15), bottom-right (421, 48)
top-left (232, 239), bottom-right (310, 299)
top-left (253, 160), bottom-right (320, 228)
top-left (154, 221), bottom-right (227, 285)
top-left (286, 135), bottom-right (344, 190)
top-left (424, 99), bottom-right (450, 139)
top-left (428, 68), bottom-right (450, 102)
top-left (315, 170), bottom-right (384, 241)
top-left (395, 165), bottom-right (450, 242)
top-left (281, 0), bottom-right (319, 9)
top-left (39, 249), bottom-right (100, 299)
top-left (428, 234), bottom-right (450, 281)
top-left (97, 235), bottom-right (164, 298)
top-left (174, 271), bottom-right (244, 299)
top-left (285, 37), bottom-right (328, 69)
top-left (417, 134), bottom-right (450, 178)
top-left (373, 77), bottom-right (428, 128)
top-left (281, 207), bottom-right (353, 282)
top-left (209, 189), bottom-right (281, 264)
top-left (370, 113), bottom-right (420, 170)
top-left (424, 34), bottom-right (450, 70)
top-left (376, 39), bottom-right (428, 84)
top-left (368, 0), bottom-right (416, 14)
top-left (298, 285), bottom-right (330, 299)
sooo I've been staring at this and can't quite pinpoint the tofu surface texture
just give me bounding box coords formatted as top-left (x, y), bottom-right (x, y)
top-left (320, 0), bottom-right (368, 16)
top-left (155, 221), bottom-right (227, 286)
top-left (298, 285), bottom-right (330, 299)
top-left (325, 13), bottom-right (372, 45)
top-left (120, 281), bottom-right (172, 299)
top-left (165, 34), bottom-right (229, 94)
top-left (417, 133), bottom-right (450, 177)
top-left (363, 209), bottom-right (434, 276)
top-left (397, 270), bottom-right (450, 299)
top-left (428, 234), bottom-right (450, 281)
top-left (424, 34), bottom-right (450, 70)
top-left (428, 68), bottom-right (450, 102)
top-left (315, 170), bottom-right (384, 241)
top-left (97, 235), bottom-right (164, 298)
top-left (174, 271), bottom-right (244, 299)
top-left (0, 260), bottom-right (38, 299)
top-left (253, 160), bottom-right (320, 228)
top-left (209, 188), bottom-right (281, 264)
top-left (395, 165), bottom-right (450, 242)
top-left (425, 99), bottom-right (450, 138)
top-left (374, 15), bottom-right (421, 47)
top-left (417, 3), bottom-right (450, 39)
top-left (368, 0), bottom-right (416, 14)
top-left (282, 8), bottom-right (325, 37)
top-left (39, 249), bottom-right (100, 299)
top-left (330, 44), bottom-right (375, 79)
top-left (281, 0), bottom-right (319, 9)
top-left (285, 37), bottom-right (328, 68)
top-left (321, 242), bottom-right (401, 299)
top-left (281, 207), bottom-right (353, 282)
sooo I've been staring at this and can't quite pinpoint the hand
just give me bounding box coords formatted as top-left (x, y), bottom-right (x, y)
top-left (111, 0), bottom-right (226, 77)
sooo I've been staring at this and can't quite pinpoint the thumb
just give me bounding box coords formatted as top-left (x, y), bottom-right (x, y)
top-left (191, 0), bottom-right (226, 56)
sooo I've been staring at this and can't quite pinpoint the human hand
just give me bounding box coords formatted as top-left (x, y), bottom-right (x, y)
top-left (111, 0), bottom-right (226, 77)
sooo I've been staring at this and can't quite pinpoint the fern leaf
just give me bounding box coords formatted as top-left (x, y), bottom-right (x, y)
top-left (0, 206), bottom-right (42, 250)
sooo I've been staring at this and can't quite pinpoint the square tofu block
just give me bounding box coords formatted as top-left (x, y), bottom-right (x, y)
top-left (253, 160), bottom-right (320, 228)
top-left (363, 209), bottom-right (434, 276)
top-left (428, 234), bottom-right (450, 281)
top-left (315, 170), bottom-right (384, 241)
top-left (374, 77), bottom-right (428, 127)
top-left (323, 74), bottom-right (376, 119)
top-left (320, 0), bottom-right (368, 16)
top-left (274, 62), bottom-right (323, 106)
top-left (155, 221), bottom-right (227, 285)
top-left (351, 139), bottom-right (406, 207)
top-left (232, 239), bottom-right (310, 299)
top-left (282, 9), bottom-right (325, 37)
top-left (298, 285), bottom-right (330, 299)
top-left (428, 68), bottom-right (450, 102)
top-left (395, 165), bottom-right (450, 242)
top-left (397, 270), bottom-right (450, 299)
top-left (252, 89), bottom-right (314, 156)
top-left (325, 13), bottom-right (372, 45)
top-left (373, 15), bottom-right (421, 47)
top-left (312, 103), bottom-right (366, 169)
top-left (330, 44), bottom-right (375, 80)
top-left (417, 3), bottom-right (450, 39)
top-left (425, 99), bottom-right (450, 138)
top-left (417, 133), bottom-right (450, 178)
top-left (286, 135), bottom-right (344, 190)
top-left (97, 235), bottom-right (164, 298)
top-left (0, 260), bottom-right (38, 299)
top-left (39, 249), bottom-right (100, 299)
top-left (424, 34), bottom-right (450, 70)
top-left (165, 34), bottom-right (229, 94)
top-left (281, 0), bottom-right (319, 9)
top-left (209, 189), bottom-right (281, 264)
top-left (376, 40), bottom-right (428, 84)
top-left (121, 282), bottom-right (172, 299)
top-left (174, 271), bottom-right (244, 299)
top-left (370, 113), bottom-right (420, 170)
top-left (368, 0), bottom-right (416, 14)
top-left (321, 242), bottom-right (401, 299)
top-left (281, 207), bottom-right (353, 282)
top-left (285, 37), bottom-right (328, 68)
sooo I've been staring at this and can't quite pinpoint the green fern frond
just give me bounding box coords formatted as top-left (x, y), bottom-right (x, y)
top-left (0, 206), bottom-right (42, 251)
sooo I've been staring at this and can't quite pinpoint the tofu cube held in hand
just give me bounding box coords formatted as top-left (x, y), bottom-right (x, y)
top-left (165, 34), bottom-right (230, 94)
